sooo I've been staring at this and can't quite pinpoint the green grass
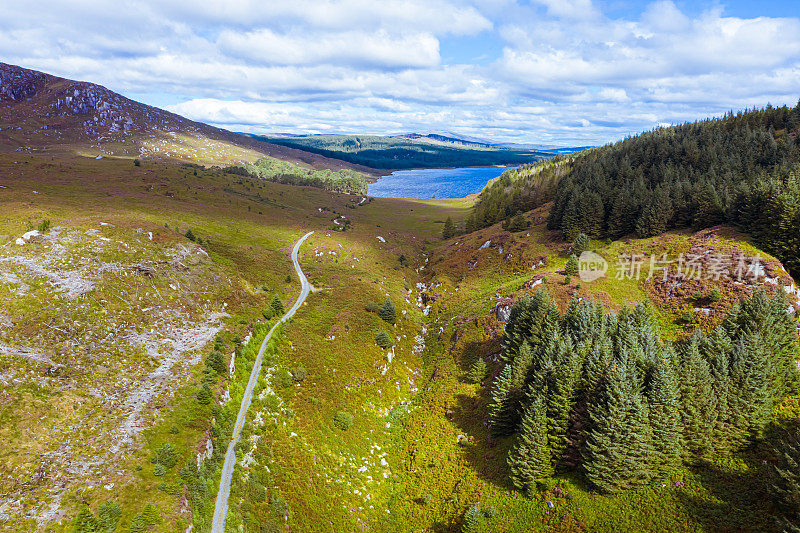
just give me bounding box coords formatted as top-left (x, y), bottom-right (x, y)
top-left (0, 152), bottom-right (797, 532)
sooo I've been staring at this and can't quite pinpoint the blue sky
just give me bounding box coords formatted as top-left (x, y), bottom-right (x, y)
top-left (1, 0), bottom-right (798, 145)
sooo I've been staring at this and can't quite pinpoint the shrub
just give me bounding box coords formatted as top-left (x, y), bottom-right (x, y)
top-left (285, 274), bottom-right (292, 283)
top-left (274, 369), bottom-right (293, 389)
top-left (185, 229), bottom-right (196, 242)
top-left (291, 366), bottom-right (307, 382)
top-left (379, 298), bottom-right (396, 324)
top-left (398, 254), bottom-right (409, 267)
top-left (333, 411), bottom-right (354, 430)
top-left (375, 330), bottom-right (394, 349)
top-left (153, 463), bottom-right (166, 476)
top-left (153, 443), bottom-right (177, 469)
top-left (269, 495), bottom-right (286, 517)
top-left (462, 506), bottom-right (488, 533)
top-left (133, 158), bottom-right (141, 166)
top-left (207, 350), bottom-right (226, 375)
top-left (365, 302), bottom-right (380, 313)
top-left (564, 275), bottom-right (572, 285)
top-left (37, 219), bottom-right (51, 233)
top-left (196, 383), bottom-right (212, 405)
top-left (709, 288), bottom-right (723, 302)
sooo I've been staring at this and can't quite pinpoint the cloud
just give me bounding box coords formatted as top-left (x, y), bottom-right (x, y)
top-left (217, 29), bottom-right (440, 69)
top-left (0, 0), bottom-right (798, 145)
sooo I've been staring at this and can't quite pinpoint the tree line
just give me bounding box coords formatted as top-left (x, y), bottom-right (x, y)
top-left (226, 157), bottom-right (368, 195)
top-left (470, 103), bottom-right (800, 277)
top-left (486, 289), bottom-right (800, 494)
top-left (251, 134), bottom-right (546, 170)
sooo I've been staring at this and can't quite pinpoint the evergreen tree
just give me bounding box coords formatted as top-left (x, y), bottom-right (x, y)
top-left (726, 334), bottom-right (772, 447)
top-left (583, 358), bottom-right (655, 492)
top-left (676, 334), bottom-right (717, 458)
top-left (270, 295), bottom-right (284, 315)
top-left (546, 338), bottom-right (581, 468)
top-left (442, 216), bottom-right (456, 239)
top-left (703, 329), bottom-right (734, 452)
top-left (375, 330), bottom-right (394, 349)
top-left (488, 365), bottom-right (517, 436)
top-left (207, 350), bottom-right (226, 375)
top-left (465, 358), bottom-right (487, 384)
top-left (97, 501), bottom-right (121, 533)
top-left (197, 383), bottom-right (213, 405)
top-left (647, 349), bottom-right (684, 474)
top-left (508, 397), bottom-right (553, 492)
top-left (572, 233), bottom-right (590, 256)
top-left (73, 506), bottom-right (100, 533)
top-left (771, 426), bottom-right (800, 532)
top-left (565, 254), bottom-right (579, 276)
top-left (379, 298), bottom-right (396, 324)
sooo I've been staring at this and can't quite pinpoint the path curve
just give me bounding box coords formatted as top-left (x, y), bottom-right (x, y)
top-left (211, 231), bottom-right (314, 532)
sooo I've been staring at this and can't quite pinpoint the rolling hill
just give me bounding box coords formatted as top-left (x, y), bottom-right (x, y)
top-left (248, 133), bottom-right (556, 170)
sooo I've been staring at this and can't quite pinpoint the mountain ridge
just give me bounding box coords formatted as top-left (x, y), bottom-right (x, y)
top-left (0, 62), bottom-right (377, 173)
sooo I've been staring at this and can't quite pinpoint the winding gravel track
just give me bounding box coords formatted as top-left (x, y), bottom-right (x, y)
top-left (211, 231), bottom-right (314, 533)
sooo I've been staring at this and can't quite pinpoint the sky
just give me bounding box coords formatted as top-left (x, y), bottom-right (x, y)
top-left (1, 0), bottom-right (799, 145)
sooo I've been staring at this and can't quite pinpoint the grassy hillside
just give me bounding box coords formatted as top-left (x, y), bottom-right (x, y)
top-left (249, 134), bottom-right (551, 170)
top-left (2, 149), bottom-right (797, 532)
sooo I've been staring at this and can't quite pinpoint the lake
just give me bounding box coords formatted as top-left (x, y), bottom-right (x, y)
top-left (368, 166), bottom-right (515, 199)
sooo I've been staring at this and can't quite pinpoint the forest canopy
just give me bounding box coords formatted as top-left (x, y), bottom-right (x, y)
top-left (472, 103), bottom-right (800, 277)
top-left (491, 289), bottom-right (800, 494)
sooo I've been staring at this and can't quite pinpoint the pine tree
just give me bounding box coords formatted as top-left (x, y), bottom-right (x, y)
top-left (703, 329), bottom-right (734, 452)
top-left (726, 334), bottom-right (772, 448)
top-left (771, 426), bottom-right (800, 532)
top-left (197, 383), bottom-right (213, 405)
top-left (508, 397), bottom-right (553, 492)
top-left (375, 330), bottom-right (394, 349)
top-left (98, 501), bottom-right (121, 533)
top-left (647, 349), bottom-right (684, 474)
top-left (207, 350), bottom-right (226, 375)
top-left (583, 357), bottom-right (655, 493)
top-left (676, 334), bottom-right (717, 459)
top-left (465, 358), bottom-right (487, 384)
top-left (442, 216), bottom-right (456, 239)
top-left (546, 338), bottom-right (581, 468)
top-left (73, 506), bottom-right (100, 533)
top-left (379, 298), bottom-right (396, 324)
top-left (565, 254), bottom-right (579, 276)
top-left (488, 365), bottom-right (517, 436)
top-left (270, 295), bottom-right (284, 315)
top-left (572, 233), bottom-right (590, 256)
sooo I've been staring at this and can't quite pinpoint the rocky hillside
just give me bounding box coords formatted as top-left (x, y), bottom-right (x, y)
top-left (0, 62), bottom-right (376, 172)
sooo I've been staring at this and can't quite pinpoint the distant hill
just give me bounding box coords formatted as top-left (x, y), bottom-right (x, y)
top-left (0, 62), bottom-right (372, 172)
top-left (248, 133), bottom-right (557, 170)
top-left (394, 131), bottom-right (590, 153)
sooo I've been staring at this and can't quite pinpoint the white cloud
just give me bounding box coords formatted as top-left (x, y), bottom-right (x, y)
top-left (0, 0), bottom-right (798, 144)
top-left (217, 29), bottom-right (440, 69)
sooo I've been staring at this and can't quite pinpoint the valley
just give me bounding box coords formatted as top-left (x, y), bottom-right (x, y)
top-left (0, 62), bottom-right (798, 533)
